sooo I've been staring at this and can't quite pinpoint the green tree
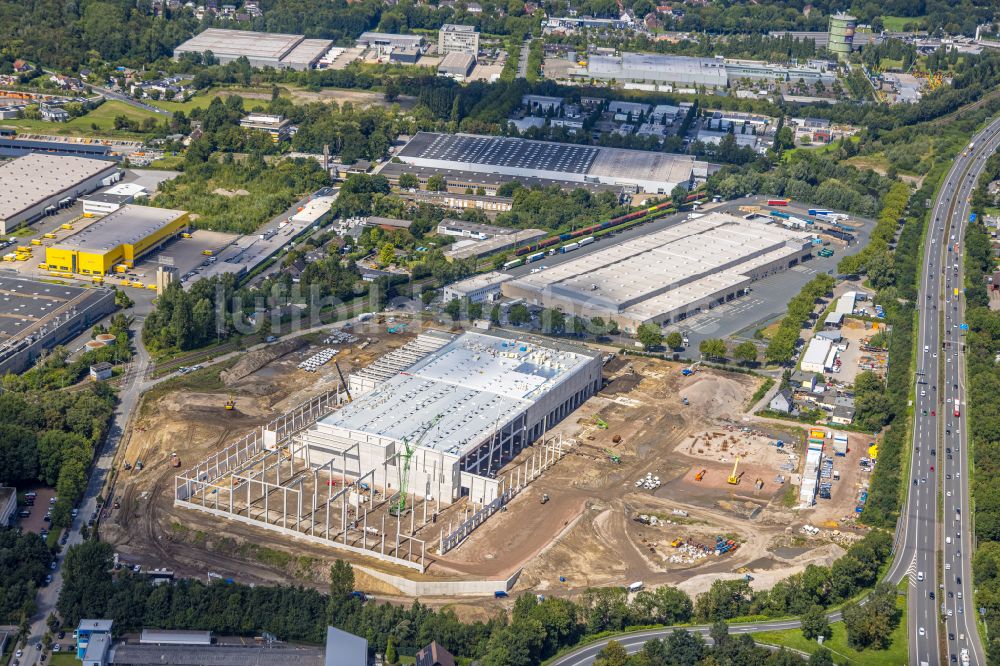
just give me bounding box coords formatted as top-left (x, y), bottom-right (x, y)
top-left (733, 341), bottom-right (758, 365)
top-left (801, 604), bottom-right (831, 641)
top-left (666, 331), bottom-right (683, 349)
top-left (699, 338), bottom-right (728, 361)
top-left (508, 303), bottom-right (530, 326)
top-left (490, 304), bottom-right (502, 324)
top-left (426, 174), bottom-right (447, 191)
top-left (810, 646), bottom-right (835, 666)
top-left (398, 173), bottom-right (419, 189)
top-left (594, 640), bottom-right (629, 666)
top-left (636, 323), bottom-right (663, 350)
top-left (670, 184), bottom-right (689, 210)
top-left (384, 635), bottom-right (398, 665)
top-left (378, 243), bottom-right (396, 267)
top-left (542, 308), bottom-right (566, 334)
top-left (444, 298), bottom-right (462, 321)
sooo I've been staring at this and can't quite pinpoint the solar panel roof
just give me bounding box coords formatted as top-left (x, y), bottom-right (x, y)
top-left (400, 132), bottom-right (599, 175)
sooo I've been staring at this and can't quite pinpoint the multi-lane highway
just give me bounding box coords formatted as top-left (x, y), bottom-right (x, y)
top-left (921, 120), bottom-right (1000, 666)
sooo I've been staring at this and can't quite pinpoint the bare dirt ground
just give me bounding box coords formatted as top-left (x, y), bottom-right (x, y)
top-left (99, 327), bottom-right (424, 593)
top-left (286, 87), bottom-right (418, 110)
top-left (103, 338), bottom-right (875, 605)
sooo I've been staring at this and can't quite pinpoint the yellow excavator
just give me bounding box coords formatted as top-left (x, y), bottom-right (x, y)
top-left (727, 458), bottom-right (743, 485)
top-left (225, 394), bottom-right (235, 411)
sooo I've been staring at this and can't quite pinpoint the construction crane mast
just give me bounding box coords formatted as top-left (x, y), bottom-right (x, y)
top-left (392, 414), bottom-right (442, 516)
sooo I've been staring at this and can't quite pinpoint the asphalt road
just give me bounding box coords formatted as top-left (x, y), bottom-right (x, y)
top-left (918, 121), bottom-right (1000, 666)
top-left (16, 316), bottom-right (152, 666)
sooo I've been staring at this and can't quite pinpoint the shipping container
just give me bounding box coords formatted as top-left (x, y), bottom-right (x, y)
top-left (559, 242), bottom-right (580, 253)
top-left (578, 236), bottom-right (595, 246)
top-left (767, 199), bottom-right (790, 206)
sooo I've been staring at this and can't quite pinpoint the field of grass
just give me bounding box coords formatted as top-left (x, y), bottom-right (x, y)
top-left (1, 100), bottom-right (161, 138)
top-left (752, 590), bottom-right (908, 665)
top-left (882, 15), bottom-right (925, 31)
top-left (48, 653), bottom-right (78, 666)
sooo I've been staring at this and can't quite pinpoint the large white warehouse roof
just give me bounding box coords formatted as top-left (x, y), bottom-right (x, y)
top-left (320, 331), bottom-right (599, 458)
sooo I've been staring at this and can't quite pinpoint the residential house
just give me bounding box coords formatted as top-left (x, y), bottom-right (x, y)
top-left (769, 389), bottom-right (794, 414)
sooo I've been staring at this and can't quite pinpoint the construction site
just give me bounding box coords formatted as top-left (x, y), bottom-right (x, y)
top-left (101, 320), bottom-right (879, 607)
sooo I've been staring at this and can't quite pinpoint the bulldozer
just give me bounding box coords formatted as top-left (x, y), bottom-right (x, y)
top-left (695, 469), bottom-right (706, 481)
top-left (727, 458), bottom-right (743, 485)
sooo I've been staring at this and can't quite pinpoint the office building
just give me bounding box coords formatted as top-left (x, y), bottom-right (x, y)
top-left (239, 113), bottom-right (293, 142)
top-left (438, 24), bottom-right (479, 55)
top-left (441, 271), bottom-right (513, 303)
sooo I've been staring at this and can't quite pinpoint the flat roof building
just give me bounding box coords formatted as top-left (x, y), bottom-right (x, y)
top-left (0, 154), bottom-right (119, 233)
top-left (298, 330), bottom-right (601, 505)
top-left (585, 53), bottom-right (729, 88)
top-left (357, 32), bottom-right (425, 49)
top-left (437, 219), bottom-right (517, 239)
top-left (438, 51), bottom-right (476, 79)
top-left (239, 113), bottom-right (293, 142)
top-left (46, 204), bottom-right (189, 275)
top-left (443, 228), bottom-right (547, 261)
top-left (801, 337), bottom-right (834, 374)
top-left (441, 271), bottom-right (513, 303)
top-left (502, 213), bottom-right (814, 331)
top-left (438, 24), bottom-right (479, 55)
top-left (396, 132), bottom-right (697, 194)
top-left (173, 28), bottom-right (332, 70)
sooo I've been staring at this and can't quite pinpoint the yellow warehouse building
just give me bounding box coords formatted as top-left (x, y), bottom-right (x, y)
top-left (46, 204), bottom-right (189, 275)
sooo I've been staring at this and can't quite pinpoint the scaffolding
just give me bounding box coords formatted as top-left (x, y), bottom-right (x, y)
top-left (439, 434), bottom-right (570, 554)
top-left (174, 387), bottom-right (429, 571)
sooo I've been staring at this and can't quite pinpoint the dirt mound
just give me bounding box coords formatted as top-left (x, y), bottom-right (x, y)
top-left (221, 338), bottom-right (306, 386)
top-left (680, 373), bottom-right (753, 419)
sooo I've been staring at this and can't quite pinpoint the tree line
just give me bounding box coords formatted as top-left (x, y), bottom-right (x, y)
top-left (55, 528), bottom-right (895, 664)
top-left (965, 157), bottom-right (1000, 662)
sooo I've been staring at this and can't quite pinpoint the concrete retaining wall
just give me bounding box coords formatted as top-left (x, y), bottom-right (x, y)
top-left (357, 565), bottom-right (521, 596)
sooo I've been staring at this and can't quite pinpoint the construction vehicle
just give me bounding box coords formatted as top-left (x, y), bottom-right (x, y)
top-left (755, 478), bottom-right (764, 490)
top-left (334, 360), bottom-right (352, 402)
top-left (43, 233), bottom-right (56, 239)
top-left (670, 538), bottom-right (683, 547)
top-left (681, 361), bottom-right (701, 376)
top-left (604, 449), bottom-right (621, 464)
top-left (202, 249), bottom-right (214, 256)
top-left (681, 396), bottom-right (689, 406)
top-left (695, 469), bottom-right (706, 481)
top-left (181, 232), bottom-right (192, 239)
top-left (225, 394), bottom-right (235, 410)
top-left (593, 416), bottom-right (609, 429)
top-left (30, 238), bottom-right (41, 246)
top-left (540, 494), bottom-right (549, 504)
top-left (391, 415), bottom-right (443, 516)
top-left (171, 452), bottom-right (181, 468)
top-left (727, 458), bottom-right (742, 485)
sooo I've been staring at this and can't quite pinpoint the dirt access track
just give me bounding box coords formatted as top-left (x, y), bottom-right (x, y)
top-left (101, 331), bottom-right (874, 606)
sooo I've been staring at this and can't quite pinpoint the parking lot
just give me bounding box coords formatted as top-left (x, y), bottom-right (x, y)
top-left (133, 229), bottom-right (238, 283)
top-left (17, 486), bottom-right (56, 536)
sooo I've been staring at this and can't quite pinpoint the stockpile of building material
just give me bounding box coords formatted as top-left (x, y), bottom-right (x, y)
top-left (298, 347), bottom-right (338, 372)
